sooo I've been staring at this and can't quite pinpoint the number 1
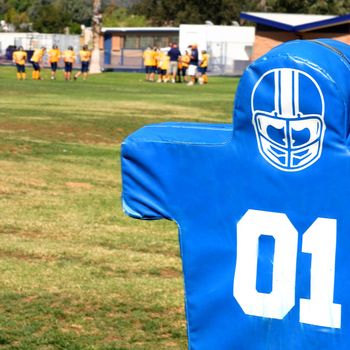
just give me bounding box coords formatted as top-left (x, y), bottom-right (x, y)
top-left (300, 218), bottom-right (341, 328)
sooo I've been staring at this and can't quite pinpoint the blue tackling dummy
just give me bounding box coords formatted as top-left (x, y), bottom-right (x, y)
top-left (121, 39), bottom-right (350, 349)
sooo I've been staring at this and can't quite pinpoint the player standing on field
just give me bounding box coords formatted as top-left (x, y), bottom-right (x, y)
top-left (187, 44), bottom-right (199, 86)
top-left (12, 46), bottom-right (27, 80)
top-left (30, 46), bottom-right (46, 80)
top-left (198, 50), bottom-right (209, 85)
top-left (179, 50), bottom-right (190, 83)
top-left (74, 45), bottom-right (91, 81)
top-left (157, 48), bottom-right (170, 83)
top-left (63, 46), bottom-right (75, 81)
top-left (48, 44), bottom-right (60, 80)
top-left (143, 46), bottom-right (156, 82)
top-left (167, 43), bottom-right (181, 83)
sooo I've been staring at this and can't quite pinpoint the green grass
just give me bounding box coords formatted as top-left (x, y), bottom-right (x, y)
top-left (0, 66), bottom-right (238, 349)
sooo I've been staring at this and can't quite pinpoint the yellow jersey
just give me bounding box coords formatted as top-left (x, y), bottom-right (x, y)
top-left (79, 50), bottom-right (91, 62)
top-left (143, 49), bottom-right (156, 66)
top-left (48, 49), bottom-right (60, 63)
top-left (31, 48), bottom-right (44, 63)
top-left (154, 51), bottom-right (160, 66)
top-left (200, 53), bottom-right (209, 68)
top-left (181, 54), bottom-right (190, 68)
top-left (13, 50), bottom-right (27, 65)
top-left (157, 51), bottom-right (169, 70)
top-left (63, 50), bottom-right (75, 63)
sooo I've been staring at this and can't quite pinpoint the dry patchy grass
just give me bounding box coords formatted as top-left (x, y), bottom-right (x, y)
top-left (0, 66), bottom-right (237, 349)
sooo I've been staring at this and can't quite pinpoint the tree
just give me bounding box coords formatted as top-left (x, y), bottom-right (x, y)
top-left (2, 0), bottom-right (350, 35)
top-left (249, 0), bottom-right (350, 14)
top-left (61, 0), bottom-right (92, 26)
top-left (30, 2), bottom-right (70, 33)
top-left (4, 7), bottom-right (30, 31)
top-left (29, 0), bottom-right (93, 34)
top-left (307, 0), bottom-right (350, 15)
top-left (0, 0), bottom-right (32, 15)
top-left (103, 4), bottom-right (148, 26)
top-left (90, 0), bottom-right (102, 74)
top-left (0, 0), bottom-right (93, 33)
top-left (131, 0), bottom-right (350, 26)
top-left (132, 0), bottom-right (247, 26)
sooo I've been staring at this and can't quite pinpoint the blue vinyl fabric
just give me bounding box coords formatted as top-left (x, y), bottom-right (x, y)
top-left (121, 39), bottom-right (350, 349)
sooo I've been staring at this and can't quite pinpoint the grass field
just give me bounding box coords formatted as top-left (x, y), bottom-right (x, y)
top-left (0, 66), bottom-right (239, 350)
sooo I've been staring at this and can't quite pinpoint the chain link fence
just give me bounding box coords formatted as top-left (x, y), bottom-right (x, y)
top-left (0, 33), bottom-right (81, 67)
top-left (103, 49), bottom-right (143, 71)
top-left (206, 41), bottom-right (253, 76)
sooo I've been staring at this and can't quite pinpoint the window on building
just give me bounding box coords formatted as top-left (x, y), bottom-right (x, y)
top-left (140, 36), bottom-right (154, 49)
top-left (124, 32), bottom-right (179, 49)
top-left (125, 35), bottom-right (139, 49)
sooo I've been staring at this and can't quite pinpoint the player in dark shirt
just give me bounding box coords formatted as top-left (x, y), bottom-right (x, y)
top-left (167, 43), bottom-right (181, 83)
top-left (187, 44), bottom-right (199, 86)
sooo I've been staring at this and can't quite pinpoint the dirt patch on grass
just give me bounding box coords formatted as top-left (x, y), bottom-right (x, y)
top-left (69, 323), bottom-right (84, 334)
top-left (0, 179), bottom-right (47, 195)
top-left (149, 267), bottom-right (182, 278)
top-left (0, 225), bottom-right (45, 238)
top-left (65, 182), bottom-right (94, 190)
top-left (18, 230), bottom-right (46, 238)
top-left (0, 248), bottom-right (55, 262)
top-left (22, 295), bottom-right (39, 303)
top-left (21, 178), bottom-right (47, 188)
top-left (159, 268), bottom-right (182, 279)
top-left (0, 184), bottom-right (27, 195)
top-left (0, 224), bottom-right (22, 234)
top-left (0, 185), bottom-right (13, 195)
top-left (0, 144), bottom-right (32, 154)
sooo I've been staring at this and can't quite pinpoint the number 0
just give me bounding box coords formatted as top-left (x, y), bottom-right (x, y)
top-left (233, 209), bottom-right (341, 328)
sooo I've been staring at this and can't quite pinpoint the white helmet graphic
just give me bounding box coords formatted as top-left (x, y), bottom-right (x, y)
top-left (252, 68), bottom-right (325, 172)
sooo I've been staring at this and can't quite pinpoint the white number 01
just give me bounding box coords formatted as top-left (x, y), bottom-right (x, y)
top-left (233, 209), bottom-right (341, 328)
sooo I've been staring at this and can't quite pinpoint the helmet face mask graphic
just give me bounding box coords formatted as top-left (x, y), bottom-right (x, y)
top-left (252, 68), bottom-right (326, 172)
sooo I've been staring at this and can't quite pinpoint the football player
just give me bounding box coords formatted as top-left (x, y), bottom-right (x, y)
top-left (74, 45), bottom-right (91, 81)
top-left (30, 47), bottom-right (46, 80)
top-left (63, 46), bottom-right (75, 81)
top-left (48, 44), bottom-right (60, 80)
top-left (12, 46), bottom-right (27, 80)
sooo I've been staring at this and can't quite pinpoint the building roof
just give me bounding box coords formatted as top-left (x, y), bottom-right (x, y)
top-left (102, 27), bottom-right (179, 33)
top-left (240, 12), bottom-right (350, 32)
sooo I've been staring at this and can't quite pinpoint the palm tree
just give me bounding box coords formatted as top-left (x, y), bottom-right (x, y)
top-left (89, 0), bottom-right (102, 73)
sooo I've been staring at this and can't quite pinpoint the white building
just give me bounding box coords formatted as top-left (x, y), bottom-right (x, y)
top-left (179, 24), bottom-right (255, 75)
